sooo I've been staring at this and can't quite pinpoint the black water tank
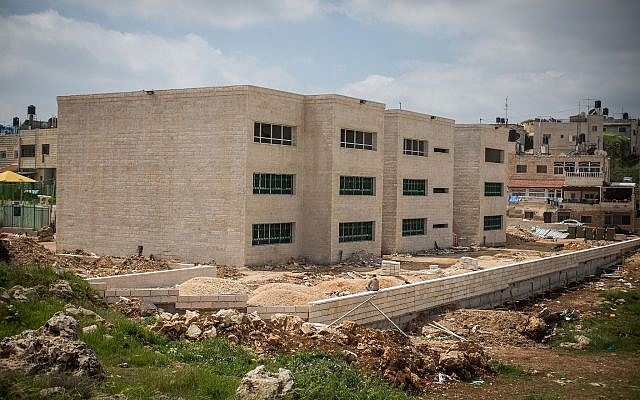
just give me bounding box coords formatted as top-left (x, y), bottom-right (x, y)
top-left (595, 100), bottom-right (601, 108)
top-left (27, 105), bottom-right (36, 115)
top-left (623, 112), bottom-right (629, 120)
top-left (12, 117), bottom-right (19, 127)
top-left (500, 118), bottom-right (506, 124)
top-left (496, 117), bottom-right (501, 123)
top-left (603, 107), bottom-right (609, 116)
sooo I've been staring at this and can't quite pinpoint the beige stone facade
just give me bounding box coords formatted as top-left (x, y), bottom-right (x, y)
top-left (0, 128), bottom-right (57, 181)
top-left (18, 128), bottom-right (58, 182)
top-left (382, 110), bottom-right (454, 253)
top-left (453, 124), bottom-right (509, 246)
top-left (57, 86), bottom-right (385, 265)
top-left (523, 114), bottom-right (604, 155)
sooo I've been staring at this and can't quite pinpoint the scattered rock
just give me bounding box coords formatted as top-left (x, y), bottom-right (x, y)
top-left (82, 324), bottom-right (98, 334)
top-left (185, 323), bottom-right (202, 339)
top-left (39, 387), bottom-right (66, 397)
top-left (0, 312), bottom-right (103, 377)
top-left (1, 285), bottom-right (38, 302)
top-left (49, 281), bottom-right (74, 297)
top-left (235, 365), bottom-right (294, 400)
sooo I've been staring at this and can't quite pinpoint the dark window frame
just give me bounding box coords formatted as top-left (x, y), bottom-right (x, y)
top-left (339, 176), bottom-right (375, 196)
top-left (253, 122), bottom-right (294, 146)
top-left (536, 165), bottom-right (547, 173)
top-left (484, 182), bottom-right (503, 197)
top-left (339, 221), bottom-right (374, 243)
top-left (252, 222), bottom-right (294, 245)
top-left (340, 128), bottom-right (375, 150)
top-left (402, 218), bottom-right (425, 236)
top-left (20, 144), bottom-right (35, 158)
top-left (483, 215), bottom-right (503, 231)
top-left (403, 138), bottom-right (426, 156)
top-left (485, 148), bottom-right (504, 163)
top-left (516, 164), bottom-right (527, 173)
top-left (403, 179), bottom-right (427, 196)
top-left (252, 173), bottom-right (294, 195)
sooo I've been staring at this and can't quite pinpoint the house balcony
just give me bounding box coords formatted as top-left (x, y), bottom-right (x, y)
top-left (563, 171), bottom-right (604, 186)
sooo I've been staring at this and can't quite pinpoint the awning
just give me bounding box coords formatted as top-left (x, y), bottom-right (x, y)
top-left (508, 179), bottom-right (565, 189)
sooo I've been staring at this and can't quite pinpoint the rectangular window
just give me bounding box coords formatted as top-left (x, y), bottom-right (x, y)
top-left (403, 139), bottom-right (426, 156)
top-left (619, 127), bottom-right (626, 133)
top-left (432, 223), bottom-right (448, 229)
top-left (402, 218), bottom-right (425, 236)
top-left (0, 151), bottom-right (6, 159)
top-left (536, 165), bottom-right (547, 173)
top-left (252, 173), bottom-right (294, 194)
top-left (592, 126), bottom-right (598, 132)
top-left (339, 176), bottom-right (375, 195)
top-left (403, 179), bottom-right (426, 196)
top-left (485, 148), bottom-right (504, 163)
top-left (516, 165), bottom-right (527, 173)
top-left (553, 162), bottom-right (564, 174)
top-left (20, 145), bottom-right (35, 157)
top-left (254, 122), bottom-right (293, 146)
top-left (542, 134), bottom-right (550, 145)
top-left (433, 147), bottom-right (449, 153)
top-left (340, 129), bottom-right (375, 150)
top-left (484, 182), bottom-right (503, 196)
top-left (433, 187), bottom-right (449, 193)
top-left (339, 221), bottom-right (374, 242)
top-left (41, 144), bottom-right (50, 155)
top-left (252, 223), bottom-right (294, 245)
top-left (580, 215), bottom-right (592, 224)
top-left (13, 205), bottom-right (21, 217)
top-left (483, 215), bottom-right (503, 231)
top-left (605, 214), bottom-right (632, 225)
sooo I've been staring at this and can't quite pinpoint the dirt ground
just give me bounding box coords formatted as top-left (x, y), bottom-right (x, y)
top-left (414, 252), bottom-right (640, 399)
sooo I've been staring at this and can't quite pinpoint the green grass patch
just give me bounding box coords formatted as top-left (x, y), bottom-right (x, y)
top-left (271, 352), bottom-right (419, 400)
top-left (1, 263), bottom-right (418, 399)
top-left (491, 361), bottom-right (531, 379)
top-left (554, 289), bottom-right (640, 352)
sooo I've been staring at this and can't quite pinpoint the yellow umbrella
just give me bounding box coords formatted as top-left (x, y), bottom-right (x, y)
top-left (0, 171), bottom-right (37, 183)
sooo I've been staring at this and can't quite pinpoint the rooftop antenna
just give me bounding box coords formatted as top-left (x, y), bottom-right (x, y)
top-left (399, 101), bottom-right (402, 110)
top-left (504, 96), bottom-right (509, 124)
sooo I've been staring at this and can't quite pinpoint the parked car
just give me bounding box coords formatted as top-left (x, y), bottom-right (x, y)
top-left (603, 225), bottom-right (630, 234)
top-left (559, 219), bottom-right (583, 227)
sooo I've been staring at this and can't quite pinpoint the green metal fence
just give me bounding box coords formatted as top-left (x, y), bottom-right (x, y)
top-left (0, 204), bottom-right (51, 229)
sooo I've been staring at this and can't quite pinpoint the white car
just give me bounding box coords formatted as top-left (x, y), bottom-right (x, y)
top-left (559, 219), bottom-right (583, 227)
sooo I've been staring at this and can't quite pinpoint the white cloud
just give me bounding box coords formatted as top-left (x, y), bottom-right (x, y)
top-left (0, 10), bottom-right (295, 120)
top-left (339, 0), bottom-right (640, 121)
top-left (62, 0), bottom-right (324, 29)
top-left (340, 63), bottom-right (594, 123)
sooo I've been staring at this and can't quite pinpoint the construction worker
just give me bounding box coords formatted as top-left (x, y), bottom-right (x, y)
top-left (366, 275), bottom-right (379, 291)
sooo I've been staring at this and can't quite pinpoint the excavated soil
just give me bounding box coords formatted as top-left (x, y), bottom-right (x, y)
top-left (248, 283), bottom-right (326, 306)
top-left (0, 238), bottom-right (172, 277)
top-left (179, 277), bottom-right (252, 295)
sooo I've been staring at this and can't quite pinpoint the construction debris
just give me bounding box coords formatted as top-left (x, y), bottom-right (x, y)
top-left (150, 309), bottom-right (491, 390)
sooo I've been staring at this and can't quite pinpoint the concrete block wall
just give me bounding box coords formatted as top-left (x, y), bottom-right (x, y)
top-left (307, 239), bottom-right (640, 326)
top-left (86, 266), bottom-right (217, 289)
top-left (247, 305), bottom-right (310, 321)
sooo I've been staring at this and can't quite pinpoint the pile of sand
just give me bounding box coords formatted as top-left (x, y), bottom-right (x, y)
top-left (179, 277), bottom-right (251, 295)
top-left (248, 283), bottom-right (325, 306)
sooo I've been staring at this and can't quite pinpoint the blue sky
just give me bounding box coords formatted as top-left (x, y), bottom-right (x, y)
top-left (1, 0), bottom-right (639, 124)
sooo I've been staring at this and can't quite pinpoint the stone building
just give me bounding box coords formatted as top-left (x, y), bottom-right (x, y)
top-left (57, 86), bottom-right (384, 265)
top-left (382, 109), bottom-right (454, 254)
top-left (523, 114), bottom-right (604, 155)
top-left (453, 124), bottom-right (509, 246)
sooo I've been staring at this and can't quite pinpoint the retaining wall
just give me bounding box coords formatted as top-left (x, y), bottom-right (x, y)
top-left (307, 239), bottom-right (640, 327)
